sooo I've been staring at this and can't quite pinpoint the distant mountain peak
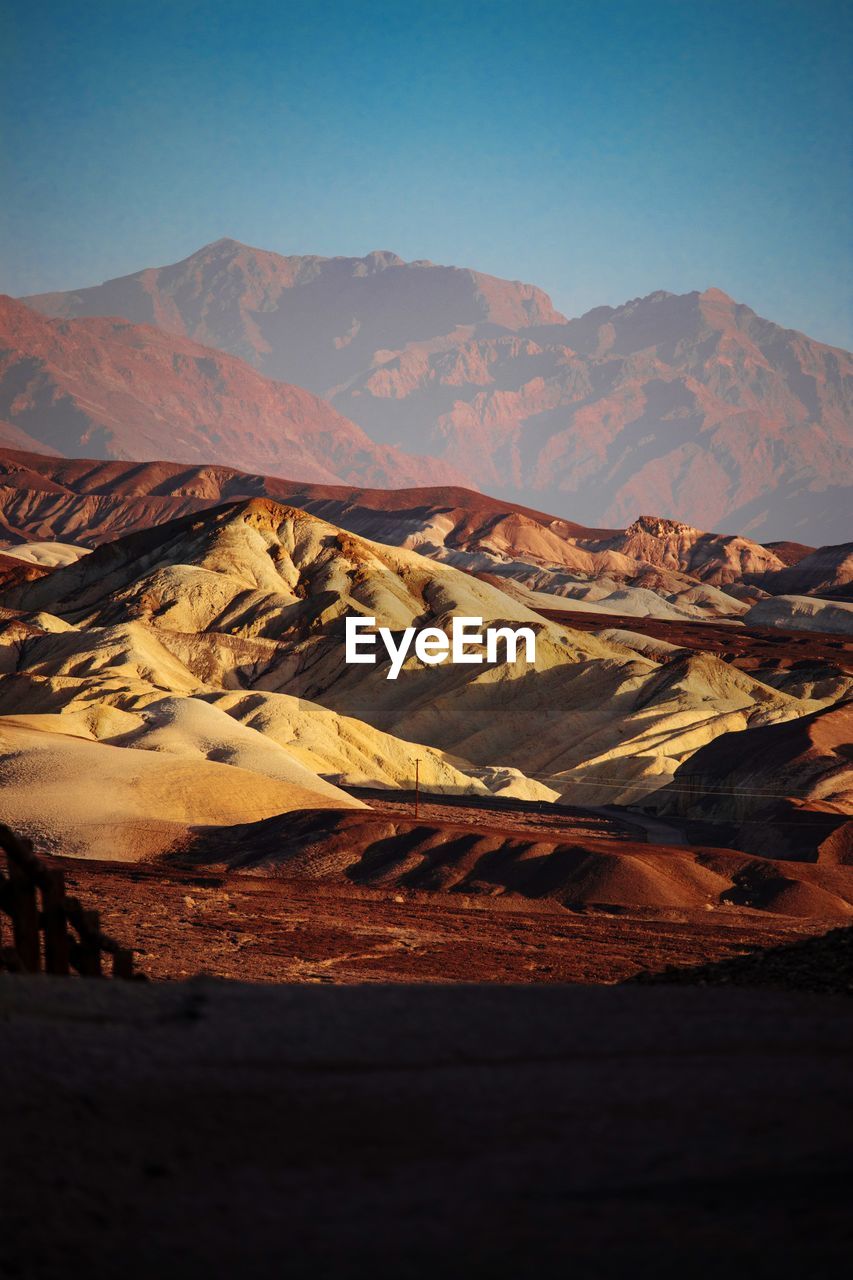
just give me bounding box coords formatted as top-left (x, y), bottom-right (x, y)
top-left (362, 249), bottom-right (405, 268)
top-left (699, 286), bottom-right (734, 303)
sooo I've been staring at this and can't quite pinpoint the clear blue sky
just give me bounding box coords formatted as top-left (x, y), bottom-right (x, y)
top-left (2, 0), bottom-right (851, 346)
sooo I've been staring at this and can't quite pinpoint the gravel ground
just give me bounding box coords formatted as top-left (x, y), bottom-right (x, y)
top-left (631, 925), bottom-right (853, 995)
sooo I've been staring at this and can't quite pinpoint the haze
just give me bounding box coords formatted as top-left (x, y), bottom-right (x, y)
top-left (1, 0), bottom-right (851, 347)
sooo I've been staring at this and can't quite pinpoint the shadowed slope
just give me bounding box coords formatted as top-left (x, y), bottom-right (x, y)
top-left (172, 805), bottom-right (853, 921)
top-left (655, 703), bottom-right (853, 863)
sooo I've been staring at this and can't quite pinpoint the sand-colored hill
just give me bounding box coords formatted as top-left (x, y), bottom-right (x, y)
top-left (0, 717), bottom-right (362, 860)
top-left (1, 498), bottom-right (812, 811)
top-left (744, 595), bottom-right (853, 635)
top-left (0, 541), bottom-right (90, 568)
top-left (488, 570), bottom-right (750, 623)
top-left (654, 702), bottom-right (853, 863)
top-left (0, 604), bottom-right (557, 841)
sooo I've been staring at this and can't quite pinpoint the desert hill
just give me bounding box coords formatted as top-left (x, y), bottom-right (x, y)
top-left (748, 543), bottom-right (853, 600)
top-left (1, 497), bottom-right (814, 812)
top-left (0, 716), bottom-right (363, 860)
top-left (2, 448), bottom-right (851, 628)
top-left (23, 240), bottom-right (853, 542)
top-left (0, 295), bottom-right (462, 488)
top-left (655, 702), bottom-right (853, 863)
top-left (743, 595), bottom-right (853, 635)
top-left (174, 805), bottom-right (853, 922)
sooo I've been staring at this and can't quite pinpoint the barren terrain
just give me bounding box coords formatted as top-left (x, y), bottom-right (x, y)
top-left (55, 856), bottom-right (824, 984)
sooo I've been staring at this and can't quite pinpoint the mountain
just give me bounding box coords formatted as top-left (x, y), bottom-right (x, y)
top-left (0, 295), bottom-right (462, 488)
top-left (24, 240), bottom-right (853, 542)
top-left (0, 417), bottom-right (60, 455)
top-left (24, 239), bottom-right (565, 384)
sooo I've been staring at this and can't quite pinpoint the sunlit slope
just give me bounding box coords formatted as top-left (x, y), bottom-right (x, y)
top-left (4, 498), bottom-right (812, 805)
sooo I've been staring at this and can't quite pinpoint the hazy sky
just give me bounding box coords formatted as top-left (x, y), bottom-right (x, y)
top-left (2, 0), bottom-right (851, 346)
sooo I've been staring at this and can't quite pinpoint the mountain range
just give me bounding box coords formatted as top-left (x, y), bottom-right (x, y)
top-left (0, 293), bottom-right (461, 488)
top-left (21, 238), bottom-right (853, 543)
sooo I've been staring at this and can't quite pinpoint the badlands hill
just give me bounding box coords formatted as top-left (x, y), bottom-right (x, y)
top-left (748, 543), bottom-right (853, 601)
top-left (656, 703), bottom-right (853, 864)
top-left (744, 595), bottom-right (853, 636)
top-left (2, 448), bottom-right (851, 628)
top-left (24, 239), bottom-right (853, 542)
top-left (0, 497), bottom-right (818, 820)
top-left (0, 295), bottom-right (461, 488)
top-left (175, 806), bottom-right (853, 922)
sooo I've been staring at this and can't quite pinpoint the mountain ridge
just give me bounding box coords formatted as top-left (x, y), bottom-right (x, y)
top-left (22, 240), bottom-right (853, 542)
top-left (0, 293), bottom-right (466, 489)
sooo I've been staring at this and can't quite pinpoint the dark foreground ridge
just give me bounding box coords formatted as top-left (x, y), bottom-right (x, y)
top-left (630, 924), bottom-right (853, 996)
top-left (1, 977), bottom-right (851, 1278)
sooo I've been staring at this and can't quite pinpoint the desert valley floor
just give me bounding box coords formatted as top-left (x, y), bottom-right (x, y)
top-left (54, 792), bottom-right (830, 986)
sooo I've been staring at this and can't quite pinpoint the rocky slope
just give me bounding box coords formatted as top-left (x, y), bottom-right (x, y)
top-left (0, 295), bottom-right (462, 487)
top-left (24, 240), bottom-right (853, 542)
top-left (654, 703), bottom-right (853, 863)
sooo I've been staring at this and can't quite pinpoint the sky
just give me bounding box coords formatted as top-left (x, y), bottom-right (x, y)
top-left (1, 0), bottom-right (851, 347)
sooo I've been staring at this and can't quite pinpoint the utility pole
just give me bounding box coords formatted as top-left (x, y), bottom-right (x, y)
top-left (414, 758), bottom-right (420, 821)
